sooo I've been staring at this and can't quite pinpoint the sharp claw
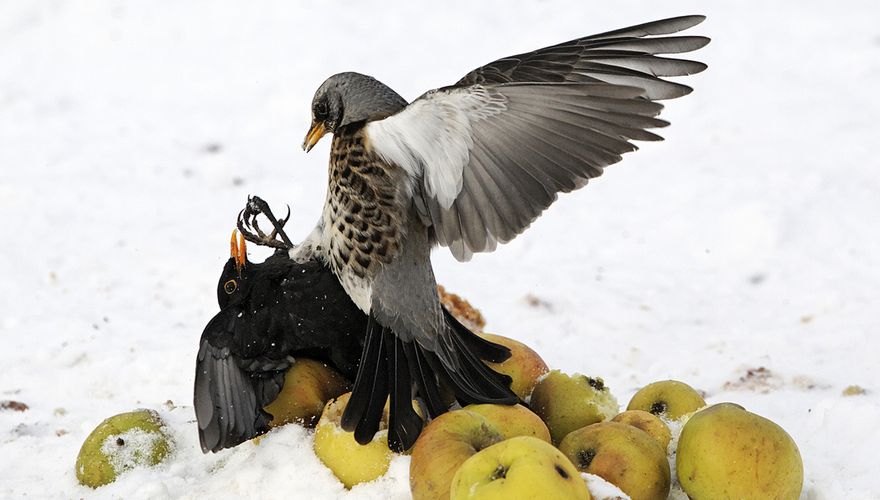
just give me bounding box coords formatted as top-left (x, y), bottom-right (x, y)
top-left (255, 218), bottom-right (269, 240)
top-left (234, 195), bottom-right (294, 250)
top-left (279, 205), bottom-right (291, 227)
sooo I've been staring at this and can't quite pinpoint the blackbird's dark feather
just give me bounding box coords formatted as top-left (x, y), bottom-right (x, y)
top-left (194, 252), bottom-right (367, 453)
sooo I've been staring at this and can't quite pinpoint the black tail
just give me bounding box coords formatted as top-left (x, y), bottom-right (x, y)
top-left (341, 310), bottom-right (519, 451)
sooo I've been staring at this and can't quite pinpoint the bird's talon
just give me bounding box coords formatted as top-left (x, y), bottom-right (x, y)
top-left (235, 196), bottom-right (295, 250)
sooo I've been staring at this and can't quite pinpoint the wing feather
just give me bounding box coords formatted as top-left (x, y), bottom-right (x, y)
top-left (456, 15), bottom-right (708, 100)
top-left (366, 17), bottom-right (707, 260)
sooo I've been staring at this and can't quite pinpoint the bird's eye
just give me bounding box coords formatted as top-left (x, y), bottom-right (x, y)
top-left (224, 279), bottom-right (237, 294)
top-left (315, 100), bottom-right (329, 118)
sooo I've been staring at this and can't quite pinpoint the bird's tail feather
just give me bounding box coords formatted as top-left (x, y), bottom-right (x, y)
top-left (341, 310), bottom-right (518, 451)
top-left (341, 315), bottom-right (390, 444)
top-left (387, 332), bottom-right (424, 450)
top-left (443, 308), bottom-right (510, 363)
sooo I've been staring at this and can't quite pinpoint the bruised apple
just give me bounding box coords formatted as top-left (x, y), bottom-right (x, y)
top-left (559, 421), bottom-right (669, 500)
top-left (530, 370), bottom-right (619, 444)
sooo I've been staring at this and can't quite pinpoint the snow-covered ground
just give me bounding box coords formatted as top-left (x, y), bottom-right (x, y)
top-left (2, 1), bottom-right (879, 498)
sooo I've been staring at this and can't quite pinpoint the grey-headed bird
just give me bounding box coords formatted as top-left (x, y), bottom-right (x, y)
top-left (296, 15), bottom-right (709, 451)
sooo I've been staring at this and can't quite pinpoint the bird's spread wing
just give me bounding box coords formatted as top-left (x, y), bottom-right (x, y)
top-left (456, 15), bottom-right (708, 99)
top-left (365, 16), bottom-right (708, 261)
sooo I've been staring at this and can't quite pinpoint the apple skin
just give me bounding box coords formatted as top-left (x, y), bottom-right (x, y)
top-left (676, 403), bottom-right (803, 500)
top-left (611, 410), bottom-right (672, 451)
top-left (558, 421), bottom-right (670, 500)
top-left (529, 370), bottom-right (619, 444)
top-left (626, 380), bottom-right (705, 420)
top-left (409, 404), bottom-right (550, 500)
top-left (477, 332), bottom-right (549, 400)
top-left (451, 435), bottom-right (590, 500)
top-left (312, 392), bottom-right (393, 488)
top-left (263, 358), bottom-right (350, 428)
top-left (75, 409), bottom-right (172, 488)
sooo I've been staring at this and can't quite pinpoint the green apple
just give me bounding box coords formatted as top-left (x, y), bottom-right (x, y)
top-left (313, 392), bottom-right (393, 488)
top-left (477, 332), bottom-right (549, 400)
top-left (529, 370), bottom-right (619, 444)
top-left (676, 403), bottom-right (803, 500)
top-left (611, 410), bottom-right (672, 451)
top-left (627, 380), bottom-right (705, 420)
top-left (263, 358), bottom-right (350, 428)
top-left (559, 421), bottom-right (669, 500)
top-left (75, 409), bottom-right (172, 488)
top-left (410, 404), bottom-right (550, 500)
top-left (451, 436), bottom-right (590, 500)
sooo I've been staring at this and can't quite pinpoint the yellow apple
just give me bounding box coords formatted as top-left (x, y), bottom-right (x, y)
top-left (75, 409), bottom-right (172, 488)
top-left (263, 358), bottom-right (350, 428)
top-left (313, 392), bottom-right (393, 488)
top-left (626, 380), bottom-right (705, 420)
top-left (529, 370), bottom-right (619, 444)
top-left (611, 410), bottom-right (672, 451)
top-left (410, 404), bottom-right (550, 500)
top-left (676, 403), bottom-right (803, 500)
top-left (477, 332), bottom-right (549, 400)
top-left (559, 422), bottom-right (670, 500)
top-left (451, 436), bottom-right (590, 500)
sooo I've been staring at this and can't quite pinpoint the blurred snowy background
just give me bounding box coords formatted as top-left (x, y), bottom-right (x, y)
top-left (1, 1), bottom-right (879, 498)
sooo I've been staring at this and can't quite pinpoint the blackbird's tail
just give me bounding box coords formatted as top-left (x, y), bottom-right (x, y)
top-left (340, 310), bottom-right (519, 451)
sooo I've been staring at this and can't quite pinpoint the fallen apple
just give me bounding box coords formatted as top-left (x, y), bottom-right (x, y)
top-left (75, 409), bottom-right (172, 488)
top-left (530, 370), bottom-right (619, 444)
top-left (611, 410), bottom-right (671, 451)
top-left (676, 403), bottom-right (803, 500)
top-left (263, 358), bottom-right (350, 428)
top-left (312, 392), bottom-right (393, 488)
top-left (626, 380), bottom-right (705, 420)
top-left (410, 403), bottom-right (550, 500)
top-left (477, 332), bottom-right (549, 400)
top-left (559, 421), bottom-right (670, 500)
top-left (451, 435), bottom-right (590, 500)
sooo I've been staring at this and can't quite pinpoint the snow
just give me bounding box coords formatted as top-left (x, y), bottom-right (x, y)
top-left (582, 473), bottom-right (630, 499)
top-left (2, 1), bottom-right (879, 498)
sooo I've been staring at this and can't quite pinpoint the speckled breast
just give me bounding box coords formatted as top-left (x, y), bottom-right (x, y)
top-left (323, 126), bottom-right (405, 281)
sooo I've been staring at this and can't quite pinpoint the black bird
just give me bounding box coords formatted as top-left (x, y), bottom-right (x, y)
top-left (194, 226), bottom-right (367, 453)
top-left (297, 16), bottom-right (709, 451)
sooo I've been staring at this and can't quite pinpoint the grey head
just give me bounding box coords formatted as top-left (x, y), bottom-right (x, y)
top-left (303, 72), bottom-right (408, 152)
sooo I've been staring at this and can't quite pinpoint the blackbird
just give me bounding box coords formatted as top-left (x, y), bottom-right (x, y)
top-left (194, 216), bottom-right (366, 452)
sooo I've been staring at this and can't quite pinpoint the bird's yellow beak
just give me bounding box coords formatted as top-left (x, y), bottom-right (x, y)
top-left (303, 122), bottom-right (327, 152)
top-left (230, 229), bottom-right (246, 274)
